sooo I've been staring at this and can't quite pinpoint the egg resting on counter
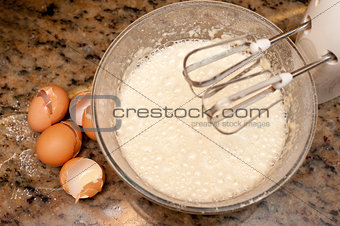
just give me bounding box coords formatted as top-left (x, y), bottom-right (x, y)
top-left (69, 91), bottom-right (92, 126)
top-left (36, 121), bottom-right (82, 166)
top-left (69, 91), bottom-right (97, 141)
top-left (28, 85), bottom-right (69, 132)
top-left (59, 157), bottom-right (105, 203)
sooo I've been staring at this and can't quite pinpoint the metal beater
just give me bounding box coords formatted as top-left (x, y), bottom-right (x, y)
top-left (182, 20), bottom-right (337, 135)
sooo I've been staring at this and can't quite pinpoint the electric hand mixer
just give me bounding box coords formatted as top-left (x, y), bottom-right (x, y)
top-left (183, 0), bottom-right (340, 135)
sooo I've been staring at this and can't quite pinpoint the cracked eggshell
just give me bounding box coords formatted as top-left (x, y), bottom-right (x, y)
top-left (28, 85), bottom-right (69, 132)
top-left (62, 121), bottom-right (82, 157)
top-left (69, 91), bottom-right (92, 126)
top-left (59, 157), bottom-right (105, 203)
top-left (82, 105), bottom-right (97, 141)
top-left (36, 121), bottom-right (82, 166)
top-left (27, 90), bottom-right (52, 132)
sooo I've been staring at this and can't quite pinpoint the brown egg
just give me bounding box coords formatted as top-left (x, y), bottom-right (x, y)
top-left (82, 105), bottom-right (97, 141)
top-left (59, 157), bottom-right (105, 203)
top-left (36, 121), bottom-right (82, 166)
top-left (28, 85), bottom-right (69, 132)
top-left (69, 91), bottom-right (91, 126)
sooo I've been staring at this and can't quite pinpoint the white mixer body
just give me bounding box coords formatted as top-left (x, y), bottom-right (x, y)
top-left (296, 0), bottom-right (340, 103)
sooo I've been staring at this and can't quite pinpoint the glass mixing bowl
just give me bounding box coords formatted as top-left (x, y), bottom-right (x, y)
top-left (92, 1), bottom-right (317, 214)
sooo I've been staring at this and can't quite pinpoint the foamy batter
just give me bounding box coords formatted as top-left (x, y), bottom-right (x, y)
top-left (117, 40), bottom-right (287, 202)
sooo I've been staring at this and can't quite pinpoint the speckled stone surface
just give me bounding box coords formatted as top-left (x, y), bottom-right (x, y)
top-left (0, 0), bottom-right (339, 225)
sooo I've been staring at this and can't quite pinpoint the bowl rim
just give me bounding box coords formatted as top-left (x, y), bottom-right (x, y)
top-left (92, 0), bottom-right (318, 214)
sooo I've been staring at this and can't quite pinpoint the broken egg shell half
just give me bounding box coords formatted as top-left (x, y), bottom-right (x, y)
top-left (28, 85), bottom-right (69, 132)
top-left (59, 157), bottom-right (105, 203)
top-left (82, 105), bottom-right (97, 141)
top-left (69, 91), bottom-right (92, 126)
top-left (36, 121), bottom-right (82, 166)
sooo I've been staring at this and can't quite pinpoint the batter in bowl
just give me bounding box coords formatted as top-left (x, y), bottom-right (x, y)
top-left (116, 40), bottom-right (287, 202)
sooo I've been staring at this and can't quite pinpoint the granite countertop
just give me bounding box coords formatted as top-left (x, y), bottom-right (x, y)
top-left (0, 0), bottom-right (339, 225)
